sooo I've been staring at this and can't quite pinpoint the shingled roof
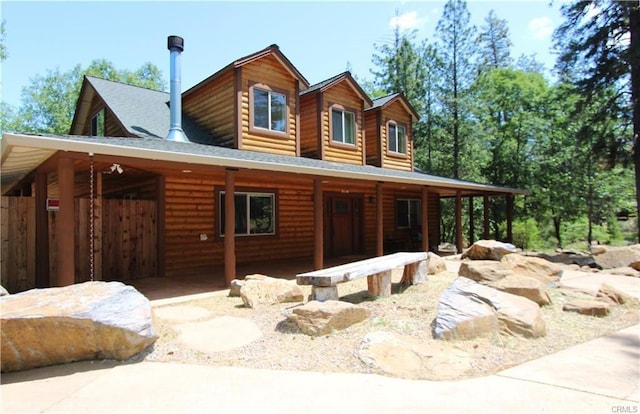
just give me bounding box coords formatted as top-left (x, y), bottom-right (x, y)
top-left (300, 71), bottom-right (373, 106)
top-left (70, 76), bottom-right (212, 144)
top-left (368, 93), bottom-right (420, 121)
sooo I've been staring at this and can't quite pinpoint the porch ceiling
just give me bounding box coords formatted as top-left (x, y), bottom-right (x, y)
top-left (1, 133), bottom-right (530, 197)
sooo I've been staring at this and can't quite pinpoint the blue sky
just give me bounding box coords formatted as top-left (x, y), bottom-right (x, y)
top-left (1, 1), bottom-right (564, 109)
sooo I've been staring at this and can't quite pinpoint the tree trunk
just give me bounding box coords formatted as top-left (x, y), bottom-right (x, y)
top-left (553, 216), bottom-right (562, 249)
top-left (630, 4), bottom-right (640, 242)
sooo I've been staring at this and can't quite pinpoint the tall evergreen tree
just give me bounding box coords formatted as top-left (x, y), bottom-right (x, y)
top-left (435, 0), bottom-right (477, 179)
top-left (476, 10), bottom-right (513, 71)
top-left (554, 0), bottom-right (640, 241)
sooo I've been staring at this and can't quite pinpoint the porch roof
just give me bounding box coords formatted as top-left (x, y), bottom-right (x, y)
top-left (1, 133), bottom-right (529, 196)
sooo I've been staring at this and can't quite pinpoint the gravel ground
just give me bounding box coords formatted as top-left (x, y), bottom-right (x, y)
top-left (142, 266), bottom-right (640, 380)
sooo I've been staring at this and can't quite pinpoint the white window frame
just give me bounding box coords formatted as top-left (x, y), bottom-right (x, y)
top-left (251, 87), bottom-right (287, 133)
top-left (219, 191), bottom-right (276, 236)
top-left (388, 123), bottom-right (407, 154)
top-left (396, 198), bottom-right (421, 229)
top-left (330, 107), bottom-right (356, 145)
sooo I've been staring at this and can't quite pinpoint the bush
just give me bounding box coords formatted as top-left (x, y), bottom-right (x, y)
top-left (511, 218), bottom-right (541, 250)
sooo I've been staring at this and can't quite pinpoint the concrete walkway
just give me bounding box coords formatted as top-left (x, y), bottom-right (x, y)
top-left (2, 323), bottom-right (638, 414)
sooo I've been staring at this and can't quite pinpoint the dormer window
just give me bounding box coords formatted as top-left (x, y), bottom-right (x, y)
top-left (249, 83), bottom-right (288, 136)
top-left (388, 122), bottom-right (407, 155)
top-left (91, 109), bottom-right (105, 136)
top-left (331, 107), bottom-right (355, 145)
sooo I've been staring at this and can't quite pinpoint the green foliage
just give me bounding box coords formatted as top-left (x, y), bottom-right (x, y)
top-left (476, 9), bottom-right (513, 71)
top-left (0, 20), bottom-right (7, 61)
top-left (511, 218), bottom-right (541, 250)
top-left (4, 60), bottom-right (166, 135)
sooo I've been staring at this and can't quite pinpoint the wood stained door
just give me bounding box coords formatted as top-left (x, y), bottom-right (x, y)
top-left (325, 195), bottom-right (363, 257)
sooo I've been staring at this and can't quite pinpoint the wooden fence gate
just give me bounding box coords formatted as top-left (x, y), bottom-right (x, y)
top-left (1, 196), bottom-right (157, 293)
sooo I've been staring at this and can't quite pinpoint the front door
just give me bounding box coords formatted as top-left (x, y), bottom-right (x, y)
top-left (325, 195), bottom-right (363, 257)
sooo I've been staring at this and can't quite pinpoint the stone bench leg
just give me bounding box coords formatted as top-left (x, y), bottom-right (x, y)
top-left (367, 270), bottom-right (392, 297)
top-left (311, 286), bottom-right (339, 302)
top-left (400, 260), bottom-right (428, 286)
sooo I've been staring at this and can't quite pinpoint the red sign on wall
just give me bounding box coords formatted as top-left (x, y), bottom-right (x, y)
top-left (46, 198), bottom-right (60, 211)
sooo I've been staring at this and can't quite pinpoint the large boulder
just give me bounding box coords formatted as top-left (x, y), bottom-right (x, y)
top-left (427, 252), bottom-right (447, 275)
top-left (462, 240), bottom-right (517, 261)
top-left (357, 331), bottom-right (472, 380)
top-left (489, 275), bottom-right (552, 306)
top-left (500, 254), bottom-right (562, 283)
top-left (595, 283), bottom-right (639, 306)
top-left (240, 274), bottom-right (304, 308)
top-left (1, 281), bottom-right (157, 372)
top-left (601, 267), bottom-right (640, 278)
top-left (536, 251), bottom-right (597, 268)
top-left (563, 299), bottom-right (610, 317)
top-left (591, 245), bottom-right (640, 270)
top-left (458, 260), bottom-right (512, 283)
top-left (433, 277), bottom-right (546, 340)
top-left (289, 300), bottom-right (370, 336)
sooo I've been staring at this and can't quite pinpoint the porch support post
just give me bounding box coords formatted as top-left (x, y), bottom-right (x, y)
top-left (35, 171), bottom-right (49, 288)
top-left (376, 182), bottom-right (383, 256)
top-left (313, 178), bottom-right (323, 270)
top-left (455, 191), bottom-right (463, 255)
top-left (224, 168), bottom-right (237, 286)
top-left (483, 193), bottom-right (490, 240)
top-left (94, 172), bottom-right (103, 281)
top-left (157, 175), bottom-right (166, 278)
top-left (506, 194), bottom-right (514, 243)
top-left (468, 196), bottom-right (475, 245)
top-left (56, 157), bottom-right (75, 286)
top-left (421, 187), bottom-right (429, 252)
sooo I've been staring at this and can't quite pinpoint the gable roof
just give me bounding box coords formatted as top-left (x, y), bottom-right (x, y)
top-left (70, 76), bottom-right (212, 144)
top-left (301, 71), bottom-right (373, 107)
top-left (367, 93), bottom-right (420, 121)
top-left (1, 133), bottom-right (529, 197)
top-left (183, 44), bottom-right (310, 99)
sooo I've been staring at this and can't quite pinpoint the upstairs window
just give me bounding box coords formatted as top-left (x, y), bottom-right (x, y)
top-left (252, 87), bottom-right (287, 133)
top-left (91, 109), bottom-right (105, 136)
top-left (396, 198), bottom-right (421, 229)
top-left (388, 123), bottom-right (407, 154)
top-left (220, 191), bottom-right (275, 236)
top-left (331, 108), bottom-right (355, 145)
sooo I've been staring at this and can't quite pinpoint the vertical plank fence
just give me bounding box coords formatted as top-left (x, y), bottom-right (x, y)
top-left (1, 196), bottom-right (157, 293)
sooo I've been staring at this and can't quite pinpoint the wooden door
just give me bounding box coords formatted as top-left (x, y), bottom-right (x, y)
top-left (325, 195), bottom-right (364, 257)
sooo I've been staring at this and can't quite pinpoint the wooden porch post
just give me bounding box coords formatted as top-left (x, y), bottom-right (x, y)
top-left (56, 157), bottom-right (75, 286)
top-left (421, 187), bottom-right (429, 252)
top-left (506, 194), bottom-right (514, 243)
top-left (157, 175), bottom-right (166, 279)
top-left (376, 182), bottom-right (383, 256)
top-left (468, 196), bottom-right (475, 245)
top-left (35, 171), bottom-right (49, 288)
top-left (94, 172), bottom-right (103, 281)
top-left (455, 191), bottom-right (463, 254)
top-left (483, 193), bottom-right (490, 240)
top-left (224, 169), bottom-right (237, 286)
top-left (313, 178), bottom-right (323, 270)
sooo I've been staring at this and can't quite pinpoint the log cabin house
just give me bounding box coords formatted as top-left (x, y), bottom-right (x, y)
top-left (0, 39), bottom-right (527, 292)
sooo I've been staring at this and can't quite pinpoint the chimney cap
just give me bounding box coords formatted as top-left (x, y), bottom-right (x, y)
top-left (168, 35), bottom-right (184, 52)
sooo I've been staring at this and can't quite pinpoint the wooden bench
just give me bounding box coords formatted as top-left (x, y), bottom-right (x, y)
top-left (296, 252), bottom-right (428, 301)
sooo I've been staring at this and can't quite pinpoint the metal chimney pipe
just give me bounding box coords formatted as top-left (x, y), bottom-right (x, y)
top-left (166, 35), bottom-right (188, 142)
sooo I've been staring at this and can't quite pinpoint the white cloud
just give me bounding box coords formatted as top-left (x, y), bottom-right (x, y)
top-left (528, 16), bottom-right (554, 40)
top-left (389, 11), bottom-right (425, 31)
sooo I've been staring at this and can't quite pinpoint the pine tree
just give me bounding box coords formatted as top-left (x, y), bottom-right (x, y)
top-left (554, 0), bottom-right (640, 241)
top-left (477, 10), bottom-right (513, 71)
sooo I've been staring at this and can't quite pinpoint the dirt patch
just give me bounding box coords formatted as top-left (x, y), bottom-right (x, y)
top-left (145, 266), bottom-right (640, 380)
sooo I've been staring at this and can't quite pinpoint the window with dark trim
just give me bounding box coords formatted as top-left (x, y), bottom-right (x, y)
top-left (388, 123), bottom-right (407, 154)
top-left (250, 84), bottom-right (287, 134)
top-left (331, 107), bottom-right (356, 145)
top-left (396, 198), bottom-right (421, 228)
top-left (220, 191), bottom-right (275, 236)
top-left (91, 109), bottom-right (105, 136)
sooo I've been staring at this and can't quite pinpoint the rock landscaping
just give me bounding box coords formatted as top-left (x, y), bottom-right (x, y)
top-left (145, 244), bottom-right (640, 380)
top-left (1, 281), bottom-right (157, 372)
